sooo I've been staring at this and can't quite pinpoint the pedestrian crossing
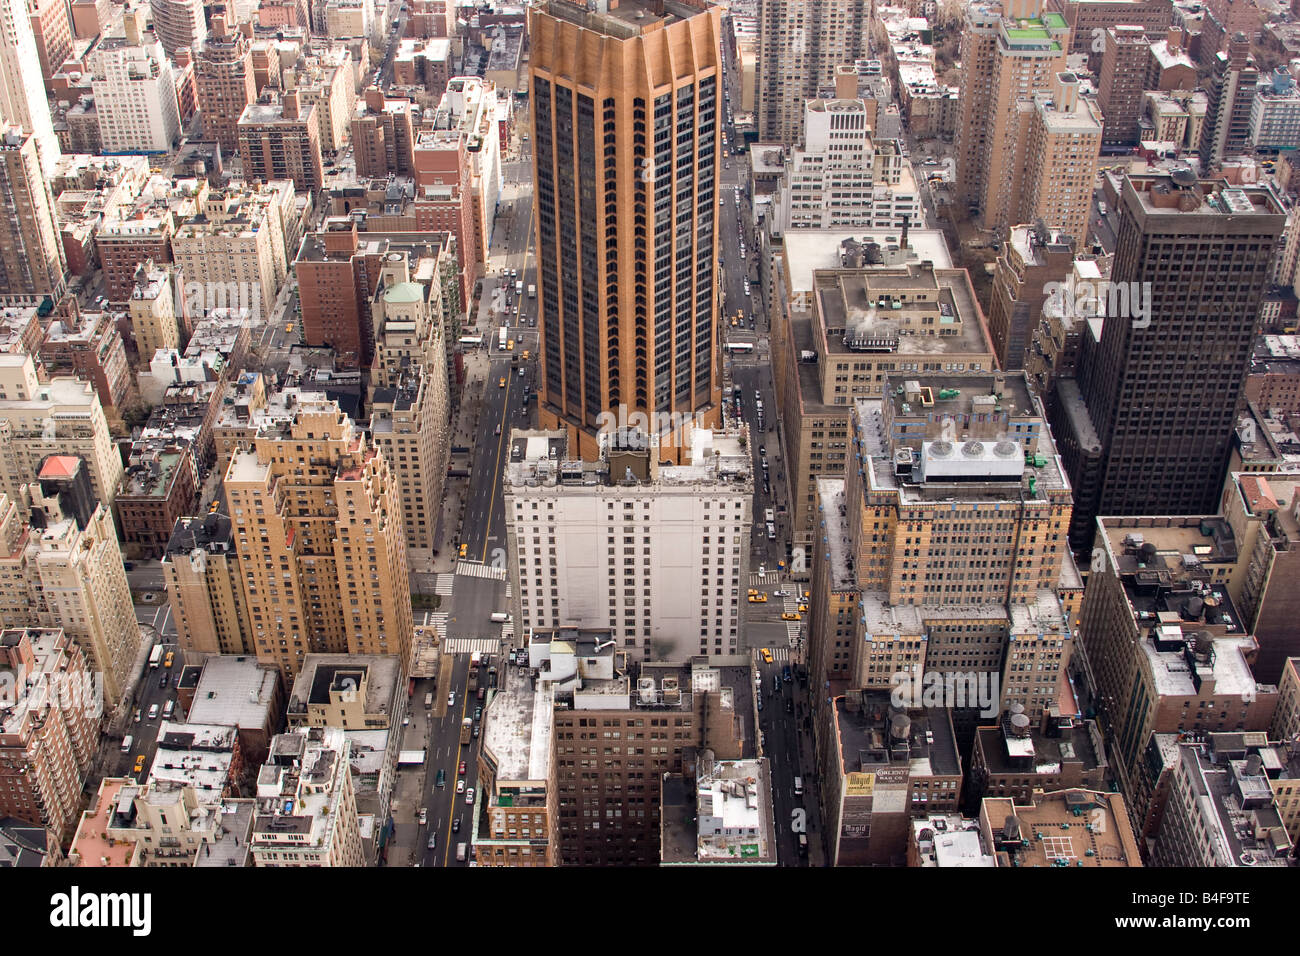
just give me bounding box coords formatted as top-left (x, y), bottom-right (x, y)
top-left (457, 560), bottom-right (508, 581)
top-left (420, 611), bottom-right (449, 638)
top-left (443, 637), bottom-right (500, 655)
top-left (434, 574), bottom-right (456, 596)
top-left (749, 571), bottom-right (780, 587)
top-left (500, 619), bottom-right (515, 643)
top-left (752, 646), bottom-right (791, 664)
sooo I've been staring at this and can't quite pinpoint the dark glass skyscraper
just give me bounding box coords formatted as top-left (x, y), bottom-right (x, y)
top-left (529, 0), bottom-right (723, 462)
top-left (1053, 171), bottom-right (1285, 554)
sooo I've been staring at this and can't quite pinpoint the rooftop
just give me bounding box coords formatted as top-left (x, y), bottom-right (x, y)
top-left (481, 653), bottom-right (553, 784)
top-left (148, 721), bottom-right (238, 796)
top-left (816, 478), bottom-right (857, 591)
top-left (784, 228), bottom-right (952, 298)
top-left (982, 789), bottom-right (1141, 866)
top-left (813, 264), bottom-right (988, 358)
top-left (187, 656), bottom-right (280, 730)
top-left (912, 814), bottom-right (997, 867)
top-left (538, 0), bottom-right (713, 39)
top-left (834, 690), bottom-right (962, 781)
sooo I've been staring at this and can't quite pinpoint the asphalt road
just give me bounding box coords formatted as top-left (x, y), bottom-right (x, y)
top-left (110, 637), bottom-right (188, 783)
top-left (405, 656), bottom-right (490, 867)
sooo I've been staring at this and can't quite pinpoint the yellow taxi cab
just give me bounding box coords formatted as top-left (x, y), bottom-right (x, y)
top-left (507, 339), bottom-right (515, 351)
top-left (285, 322), bottom-right (294, 333)
top-left (499, 377), bottom-right (507, 388)
top-left (781, 612), bottom-right (802, 622)
top-left (747, 593), bottom-right (768, 603)
top-left (163, 651), bottom-right (174, 669)
top-left (798, 604), bottom-right (808, 613)
top-left (522, 350), bottom-right (529, 361)
top-left (803, 590), bottom-right (810, 599)
top-left (746, 588), bottom-right (759, 596)
top-left (133, 755), bottom-right (146, 775)
top-left (459, 543), bottom-right (468, 558)
top-left (760, 648), bottom-right (773, 664)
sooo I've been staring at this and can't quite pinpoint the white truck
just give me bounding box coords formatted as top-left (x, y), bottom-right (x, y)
top-left (515, 280), bottom-right (524, 296)
top-left (528, 284), bottom-right (536, 299)
top-left (490, 612), bottom-right (510, 624)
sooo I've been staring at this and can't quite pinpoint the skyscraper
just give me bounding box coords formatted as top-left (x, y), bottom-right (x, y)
top-left (755, 0), bottom-right (869, 144)
top-left (529, 0), bottom-right (724, 462)
top-left (195, 16), bottom-right (257, 155)
top-left (0, 0), bottom-right (60, 175)
top-left (0, 127), bottom-right (66, 302)
top-left (1054, 172), bottom-right (1285, 554)
top-left (150, 0), bottom-right (207, 58)
top-left (955, 0), bottom-right (1070, 234)
top-left (224, 396), bottom-right (413, 679)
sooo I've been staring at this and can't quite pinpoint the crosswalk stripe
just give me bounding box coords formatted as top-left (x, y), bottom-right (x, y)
top-left (456, 560), bottom-right (507, 581)
top-left (434, 573), bottom-right (456, 596)
top-left (752, 646), bottom-right (790, 663)
top-left (443, 638), bottom-right (502, 654)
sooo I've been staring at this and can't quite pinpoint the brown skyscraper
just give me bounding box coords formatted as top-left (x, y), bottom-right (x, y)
top-left (0, 126), bottom-right (66, 301)
top-left (195, 16), bottom-right (256, 154)
top-left (529, 0), bottom-right (723, 462)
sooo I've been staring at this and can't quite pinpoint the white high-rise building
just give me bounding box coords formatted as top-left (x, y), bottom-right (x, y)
top-left (89, 35), bottom-right (182, 155)
top-left (777, 97), bottom-right (922, 232)
top-left (0, 0), bottom-right (59, 175)
top-left (505, 427), bottom-right (753, 663)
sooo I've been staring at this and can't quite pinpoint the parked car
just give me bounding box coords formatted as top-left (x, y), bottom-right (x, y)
top-left (458, 760), bottom-right (467, 776)
top-left (418, 807), bottom-right (428, 825)
top-left (465, 787), bottom-right (475, 805)
top-left (457, 779), bottom-right (466, 794)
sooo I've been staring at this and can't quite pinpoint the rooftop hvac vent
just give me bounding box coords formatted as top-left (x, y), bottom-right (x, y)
top-left (929, 441), bottom-right (952, 458)
top-left (994, 441), bottom-right (1018, 458)
top-left (962, 441), bottom-right (985, 458)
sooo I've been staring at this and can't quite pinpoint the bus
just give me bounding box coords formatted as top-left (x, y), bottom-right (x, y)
top-left (458, 335), bottom-right (483, 348)
top-left (498, 327), bottom-right (508, 350)
top-left (460, 718), bottom-right (473, 745)
top-left (148, 645), bottom-right (163, 669)
top-left (725, 342), bottom-right (754, 353)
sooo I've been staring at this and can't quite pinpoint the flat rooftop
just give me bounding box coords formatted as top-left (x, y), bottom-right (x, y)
top-left (834, 691), bottom-right (962, 780)
top-left (784, 229), bottom-right (952, 297)
top-left (188, 656), bottom-right (279, 729)
top-left (913, 815), bottom-right (997, 867)
top-left (814, 265), bottom-right (988, 358)
top-left (482, 657), bottom-right (554, 784)
top-left (982, 789), bottom-right (1141, 866)
top-left (816, 479), bottom-right (857, 591)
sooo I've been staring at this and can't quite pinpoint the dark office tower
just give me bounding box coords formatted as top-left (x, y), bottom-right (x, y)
top-left (530, 0), bottom-right (724, 463)
top-left (1056, 171), bottom-right (1285, 555)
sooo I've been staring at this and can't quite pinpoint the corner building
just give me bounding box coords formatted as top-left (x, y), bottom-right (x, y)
top-left (529, 0), bottom-right (723, 462)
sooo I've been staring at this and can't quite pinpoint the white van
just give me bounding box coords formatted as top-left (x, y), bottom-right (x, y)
top-left (162, 700), bottom-right (175, 719)
top-left (794, 776), bottom-right (804, 797)
top-left (120, 735), bottom-right (133, 753)
top-left (490, 612), bottom-right (509, 623)
top-left (456, 843), bottom-right (468, 862)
